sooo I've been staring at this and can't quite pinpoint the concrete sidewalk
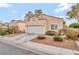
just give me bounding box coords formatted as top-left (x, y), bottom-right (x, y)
top-left (0, 36), bottom-right (79, 55)
top-left (21, 42), bottom-right (79, 55)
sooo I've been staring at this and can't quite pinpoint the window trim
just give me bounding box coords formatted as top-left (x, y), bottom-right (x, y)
top-left (51, 24), bottom-right (58, 30)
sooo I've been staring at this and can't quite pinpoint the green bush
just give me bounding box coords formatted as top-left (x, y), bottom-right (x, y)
top-left (46, 31), bottom-right (57, 36)
top-left (0, 27), bottom-right (16, 36)
top-left (69, 23), bottom-right (79, 28)
top-left (53, 36), bottom-right (63, 42)
top-left (37, 35), bottom-right (46, 40)
top-left (0, 29), bottom-right (7, 36)
top-left (6, 28), bottom-right (15, 34)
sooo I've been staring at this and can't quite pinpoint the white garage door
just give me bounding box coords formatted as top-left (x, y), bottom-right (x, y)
top-left (27, 25), bottom-right (43, 34)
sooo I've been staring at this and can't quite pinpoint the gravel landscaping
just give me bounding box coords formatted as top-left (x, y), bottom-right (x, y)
top-left (32, 36), bottom-right (79, 51)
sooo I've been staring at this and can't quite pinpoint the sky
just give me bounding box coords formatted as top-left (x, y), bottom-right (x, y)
top-left (0, 3), bottom-right (77, 24)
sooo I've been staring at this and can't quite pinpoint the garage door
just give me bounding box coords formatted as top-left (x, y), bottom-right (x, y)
top-left (27, 25), bottom-right (43, 34)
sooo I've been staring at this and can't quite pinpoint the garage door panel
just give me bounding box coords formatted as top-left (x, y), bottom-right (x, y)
top-left (27, 25), bottom-right (43, 34)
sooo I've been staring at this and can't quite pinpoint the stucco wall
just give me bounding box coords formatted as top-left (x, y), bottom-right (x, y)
top-left (25, 17), bottom-right (47, 34)
top-left (17, 22), bottom-right (26, 33)
top-left (42, 15), bottom-right (64, 31)
top-left (9, 22), bottom-right (26, 33)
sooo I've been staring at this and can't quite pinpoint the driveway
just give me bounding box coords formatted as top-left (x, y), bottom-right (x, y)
top-left (5, 33), bottom-right (38, 43)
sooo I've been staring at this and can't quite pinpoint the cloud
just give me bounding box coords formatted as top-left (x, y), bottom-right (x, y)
top-left (54, 3), bottom-right (75, 12)
top-left (56, 15), bottom-right (65, 18)
top-left (0, 3), bottom-right (10, 8)
top-left (0, 3), bottom-right (17, 14)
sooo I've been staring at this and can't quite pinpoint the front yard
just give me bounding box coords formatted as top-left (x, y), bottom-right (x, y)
top-left (31, 28), bottom-right (79, 51)
top-left (32, 36), bottom-right (79, 51)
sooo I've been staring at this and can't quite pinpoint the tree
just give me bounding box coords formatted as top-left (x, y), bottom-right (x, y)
top-left (24, 11), bottom-right (33, 19)
top-left (35, 9), bottom-right (43, 17)
top-left (67, 11), bottom-right (75, 19)
top-left (67, 3), bottom-right (79, 21)
top-left (24, 9), bottom-right (43, 19)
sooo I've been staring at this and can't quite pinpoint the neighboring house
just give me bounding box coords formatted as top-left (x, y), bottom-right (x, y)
top-left (24, 12), bottom-right (65, 34)
top-left (0, 23), bottom-right (7, 29)
top-left (9, 20), bottom-right (26, 33)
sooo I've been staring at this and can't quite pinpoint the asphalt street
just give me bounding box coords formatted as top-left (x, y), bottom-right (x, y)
top-left (0, 41), bottom-right (38, 55)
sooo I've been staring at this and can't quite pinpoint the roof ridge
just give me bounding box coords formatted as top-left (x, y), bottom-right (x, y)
top-left (43, 14), bottom-right (63, 19)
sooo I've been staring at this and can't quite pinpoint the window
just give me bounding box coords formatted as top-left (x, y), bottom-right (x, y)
top-left (51, 24), bottom-right (58, 30)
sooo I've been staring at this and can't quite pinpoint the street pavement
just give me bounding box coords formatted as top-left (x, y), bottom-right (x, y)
top-left (0, 41), bottom-right (38, 55)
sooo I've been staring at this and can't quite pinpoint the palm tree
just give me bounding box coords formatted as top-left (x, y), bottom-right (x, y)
top-left (67, 3), bottom-right (79, 21)
top-left (24, 11), bottom-right (33, 20)
top-left (35, 9), bottom-right (43, 17)
top-left (77, 3), bottom-right (79, 21)
top-left (67, 11), bottom-right (75, 19)
top-left (24, 9), bottom-right (43, 20)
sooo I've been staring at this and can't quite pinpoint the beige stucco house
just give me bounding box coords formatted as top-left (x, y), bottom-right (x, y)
top-left (10, 11), bottom-right (65, 34)
top-left (24, 14), bottom-right (65, 34)
top-left (0, 23), bottom-right (7, 29)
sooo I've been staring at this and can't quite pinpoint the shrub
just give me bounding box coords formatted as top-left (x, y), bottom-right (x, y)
top-left (0, 27), bottom-right (16, 36)
top-left (37, 35), bottom-right (46, 40)
top-left (46, 30), bottom-right (57, 36)
top-left (53, 36), bottom-right (63, 42)
top-left (66, 28), bottom-right (79, 40)
top-left (0, 29), bottom-right (7, 36)
top-left (69, 23), bottom-right (79, 28)
top-left (58, 29), bottom-right (67, 35)
top-left (9, 28), bottom-right (14, 34)
top-left (8, 28), bottom-right (15, 34)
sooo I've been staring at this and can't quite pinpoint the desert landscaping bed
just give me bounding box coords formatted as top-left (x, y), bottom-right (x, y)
top-left (32, 36), bottom-right (79, 51)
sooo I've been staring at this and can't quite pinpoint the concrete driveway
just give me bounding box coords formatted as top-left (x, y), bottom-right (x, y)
top-left (6, 33), bottom-right (38, 43)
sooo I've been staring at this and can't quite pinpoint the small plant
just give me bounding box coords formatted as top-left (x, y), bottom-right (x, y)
top-left (58, 29), bottom-right (67, 35)
top-left (53, 36), bottom-right (63, 42)
top-left (46, 30), bottom-right (57, 36)
top-left (37, 35), bottom-right (46, 40)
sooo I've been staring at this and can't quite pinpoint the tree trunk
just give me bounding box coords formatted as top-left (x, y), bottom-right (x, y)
top-left (77, 4), bottom-right (79, 22)
top-left (77, 12), bottom-right (79, 22)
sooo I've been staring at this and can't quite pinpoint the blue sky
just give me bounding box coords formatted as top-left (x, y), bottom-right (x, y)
top-left (0, 3), bottom-right (77, 24)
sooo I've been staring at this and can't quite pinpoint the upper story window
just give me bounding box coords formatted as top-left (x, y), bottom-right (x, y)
top-left (51, 24), bottom-right (58, 30)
